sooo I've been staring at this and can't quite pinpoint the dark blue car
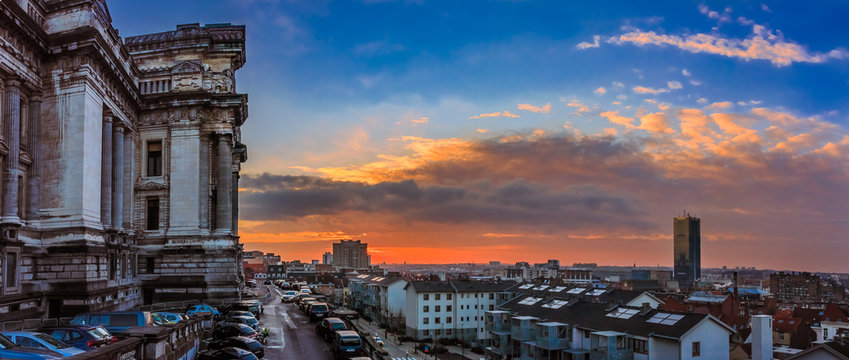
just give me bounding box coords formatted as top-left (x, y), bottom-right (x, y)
top-left (38, 325), bottom-right (112, 351)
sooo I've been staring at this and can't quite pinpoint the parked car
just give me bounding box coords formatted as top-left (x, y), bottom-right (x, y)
top-left (315, 318), bottom-right (348, 341)
top-left (373, 336), bottom-right (384, 347)
top-left (298, 297), bottom-right (316, 311)
top-left (37, 325), bottom-right (112, 351)
top-left (309, 302), bottom-right (330, 322)
top-left (242, 300), bottom-right (264, 314)
top-left (156, 312), bottom-right (185, 323)
top-left (197, 347), bottom-right (258, 360)
top-left (230, 302), bottom-right (262, 319)
top-left (151, 312), bottom-right (176, 325)
top-left (69, 311), bottom-right (154, 336)
top-left (0, 333), bottom-right (63, 360)
top-left (281, 291), bottom-right (298, 302)
top-left (186, 304), bottom-right (221, 319)
top-left (224, 316), bottom-right (259, 330)
top-left (213, 324), bottom-right (257, 340)
top-left (206, 336), bottom-right (264, 358)
top-left (331, 331), bottom-right (363, 358)
top-left (225, 310), bottom-right (257, 319)
top-left (3, 331), bottom-right (85, 357)
top-left (299, 288), bottom-right (312, 296)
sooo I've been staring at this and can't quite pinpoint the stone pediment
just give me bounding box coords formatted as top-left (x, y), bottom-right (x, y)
top-left (135, 178), bottom-right (169, 191)
top-left (171, 60), bottom-right (202, 75)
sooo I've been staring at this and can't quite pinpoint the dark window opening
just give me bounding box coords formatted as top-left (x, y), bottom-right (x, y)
top-left (5, 252), bottom-right (17, 288)
top-left (146, 257), bottom-right (155, 274)
top-left (146, 197), bottom-right (159, 230)
top-left (147, 141), bottom-right (162, 176)
top-left (108, 253), bottom-right (116, 281)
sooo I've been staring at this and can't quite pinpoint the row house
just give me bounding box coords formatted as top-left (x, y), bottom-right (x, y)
top-left (404, 280), bottom-right (518, 346)
top-left (348, 274), bottom-right (406, 326)
top-left (486, 293), bottom-right (734, 360)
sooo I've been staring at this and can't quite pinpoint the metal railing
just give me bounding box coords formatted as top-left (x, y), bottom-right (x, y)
top-left (1, 317), bottom-right (74, 331)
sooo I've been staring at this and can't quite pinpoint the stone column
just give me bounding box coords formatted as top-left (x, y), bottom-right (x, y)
top-left (100, 114), bottom-right (113, 228)
top-left (215, 134), bottom-right (232, 234)
top-left (199, 135), bottom-right (209, 230)
top-left (2, 78), bottom-right (21, 224)
top-left (26, 96), bottom-right (40, 220)
top-left (232, 172), bottom-right (239, 235)
top-left (111, 123), bottom-right (124, 230)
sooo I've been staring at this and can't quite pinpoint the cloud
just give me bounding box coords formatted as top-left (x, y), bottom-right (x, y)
top-left (517, 103), bottom-right (552, 113)
top-left (682, 69), bottom-right (691, 76)
top-left (595, 87), bottom-right (607, 95)
top-left (638, 112), bottom-right (675, 134)
top-left (476, 129), bottom-right (488, 133)
top-left (706, 101), bottom-right (733, 110)
top-left (612, 82), bottom-right (624, 88)
top-left (607, 22), bottom-right (849, 66)
top-left (633, 86), bottom-right (668, 95)
top-left (667, 81), bottom-right (682, 90)
top-left (469, 111), bottom-right (520, 119)
top-left (576, 35), bottom-right (601, 50)
top-left (600, 111), bottom-right (635, 127)
top-left (697, 98), bottom-right (708, 104)
top-left (566, 99), bottom-right (591, 115)
top-left (411, 117), bottom-right (430, 124)
top-left (761, 3), bottom-right (771, 12)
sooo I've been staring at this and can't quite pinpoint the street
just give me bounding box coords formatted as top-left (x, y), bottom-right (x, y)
top-left (261, 286), bottom-right (420, 360)
top-left (263, 286), bottom-right (333, 359)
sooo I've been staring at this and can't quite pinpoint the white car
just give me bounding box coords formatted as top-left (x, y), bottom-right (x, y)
top-left (281, 290), bottom-right (298, 302)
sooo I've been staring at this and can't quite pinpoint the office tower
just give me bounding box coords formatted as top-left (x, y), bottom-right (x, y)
top-left (673, 215), bottom-right (701, 289)
top-left (332, 240), bottom-right (369, 268)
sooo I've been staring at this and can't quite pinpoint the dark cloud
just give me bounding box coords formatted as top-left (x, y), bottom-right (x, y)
top-left (240, 174), bottom-right (653, 231)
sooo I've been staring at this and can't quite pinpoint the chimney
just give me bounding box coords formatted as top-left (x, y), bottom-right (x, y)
top-left (752, 315), bottom-right (773, 360)
top-left (639, 302), bottom-right (652, 315)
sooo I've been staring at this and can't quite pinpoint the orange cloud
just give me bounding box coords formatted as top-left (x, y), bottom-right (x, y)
top-left (600, 111), bottom-right (635, 127)
top-left (638, 112), bottom-right (675, 134)
top-left (595, 87), bottom-right (607, 95)
top-left (576, 35), bottom-right (600, 49)
top-left (469, 111), bottom-right (520, 119)
top-left (633, 86), bottom-right (667, 95)
top-left (517, 103), bottom-right (552, 113)
top-left (706, 101), bottom-right (733, 110)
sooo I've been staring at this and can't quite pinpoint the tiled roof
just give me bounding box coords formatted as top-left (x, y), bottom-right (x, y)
top-left (405, 281), bottom-right (455, 293)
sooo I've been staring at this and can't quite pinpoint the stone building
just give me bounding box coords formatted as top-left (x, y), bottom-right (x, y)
top-left (0, 0), bottom-right (248, 321)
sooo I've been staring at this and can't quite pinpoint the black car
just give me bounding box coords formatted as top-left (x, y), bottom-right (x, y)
top-left (197, 347), bottom-right (258, 360)
top-left (315, 318), bottom-right (348, 341)
top-left (308, 302), bottom-right (330, 322)
top-left (37, 325), bottom-right (112, 351)
top-left (207, 336), bottom-right (264, 358)
top-left (212, 324), bottom-right (257, 340)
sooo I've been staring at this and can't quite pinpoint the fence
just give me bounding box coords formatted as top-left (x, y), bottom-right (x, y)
top-left (0, 317), bottom-right (74, 331)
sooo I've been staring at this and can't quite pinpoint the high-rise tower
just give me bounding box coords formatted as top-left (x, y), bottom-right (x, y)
top-left (673, 215), bottom-right (701, 289)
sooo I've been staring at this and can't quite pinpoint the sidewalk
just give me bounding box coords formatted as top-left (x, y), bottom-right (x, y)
top-left (355, 318), bottom-right (480, 360)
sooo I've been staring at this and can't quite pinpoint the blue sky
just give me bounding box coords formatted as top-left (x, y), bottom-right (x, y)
top-left (111, 1), bottom-right (849, 269)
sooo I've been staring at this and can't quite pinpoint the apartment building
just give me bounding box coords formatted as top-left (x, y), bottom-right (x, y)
top-left (486, 293), bottom-right (734, 360)
top-left (403, 280), bottom-right (518, 345)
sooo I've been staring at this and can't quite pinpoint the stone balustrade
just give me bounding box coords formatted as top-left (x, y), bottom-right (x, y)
top-left (65, 316), bottom-right (206, 360)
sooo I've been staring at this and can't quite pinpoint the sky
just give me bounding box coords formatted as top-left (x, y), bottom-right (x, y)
top-left (110, 1), bottom-right (849, 272)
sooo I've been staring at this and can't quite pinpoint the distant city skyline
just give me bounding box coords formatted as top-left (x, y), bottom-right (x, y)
top-left (110, 1), bottom-right (849, 272)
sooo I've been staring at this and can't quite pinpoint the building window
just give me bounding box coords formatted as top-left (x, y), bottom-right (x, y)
top-left (108, 253), bottom-right (117, 281)
top-left (5, 251), bottom-right (18, 290)
top-left (435, 306), bottom-right (441, 312)
top-left (446, 329), bottom-right (452, 335)
top-left (490, 293), bottom-right (495, 300)
top-left (435, 294), bottom-right (441, 300)
top-left (146, 257), bottom-right (155, 273)
top-left (146, 141), bottom-right (162, 176)
top-left (146, 197), bottom-right (159, 230)
top-left (423, 306), bottom-right (429, 313)
top-left (632, 339), bottom-right (647, 354)
top-left (423, 317), bottom-right (429, 324)
top-left (489, 304), bottom-right (494, 311)
top-left (423, 329), bottom-right (429, 336)
top-left (435, 317), bottom-right (441, 324)
top-left (447, 305), bottom-right (452, 312)
top-left (447, 317), bottom-right (452, 324)
top-left (423, 294), bottom-right (429, 301)
top-left (692, 342), bottom-right (700, 357)
top-left (131, 255), bottom-right (137, 277)
top-left (447, 293), bottom-right (452, 300)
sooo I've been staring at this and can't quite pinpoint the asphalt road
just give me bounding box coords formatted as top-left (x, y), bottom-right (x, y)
top-left (263, 286), bottom-right (333, 360)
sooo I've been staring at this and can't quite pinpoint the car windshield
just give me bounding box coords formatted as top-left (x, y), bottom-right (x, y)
top-left (34, 334), bottom-right (69, 348)
top-left (331, 323), bottom-right (346, 330)
top-left (247, 318), bottom-right (258, 325)
top-left (89, 328), bottom-right (110, 339)
top-left (312, 305), bottom-right (327, 312)
top-left (240, 327), bottom-right (256, 335)
top-left (240, 353), bottom-right (258, 360)
top-left (286, 291), bottom-right (297, 295)
top-left (341, 337), bottom-right (361, 347)
top-left (0, 335), bottom-right (16, 349)
top-left (247, 341), bottom-right (263, 350)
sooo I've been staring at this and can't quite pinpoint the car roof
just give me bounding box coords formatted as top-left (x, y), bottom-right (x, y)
top-left (336, 330), bottom-right (359, 336)
top-left (39, 325), bottom-right (99, 330)
top-left (326, 318), bottom-right (345, 323)
top-left (2, 331), bottom-right (46, 336)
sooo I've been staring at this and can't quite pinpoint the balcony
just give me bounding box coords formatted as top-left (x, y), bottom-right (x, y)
top-left (489, 332), bottom-right (512, 356)
top-left (588, 331), bottom-right (634, 360)
top-left (535, 322), bottom-right (570, 350)
top-left (510, 316), bottom-right (539, 342)
top-left (486, 310), bottom-right (511, 334)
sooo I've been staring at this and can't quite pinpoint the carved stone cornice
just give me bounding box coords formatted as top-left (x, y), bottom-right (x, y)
top-left (134, 178), bottom-right (168, 191)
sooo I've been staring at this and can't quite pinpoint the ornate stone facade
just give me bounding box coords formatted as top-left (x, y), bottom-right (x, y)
top-left (0, 0), bottom-right (247, 320)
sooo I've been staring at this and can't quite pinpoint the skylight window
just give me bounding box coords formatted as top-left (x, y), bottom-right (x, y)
top-left (519, 284), bottom-right (534, 289)
top-left (517, 297), bottom-right (542, 305)
top-left (646, 312), bottom-right (685, 325)
top-left (373, 277), bottom-right (385, 281)
top-left (606, 308), bottom-right (639, 319)
top-left (566, 288), bottom-right (586, 294)
top-left (549, 286), bottom-right (567, 292)
top-left (534, 285), bottom-right (550, 291)
top-left (542, 300), bottom-right (569, 309)
top-left (588, 289), bottom-right (606, 296)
